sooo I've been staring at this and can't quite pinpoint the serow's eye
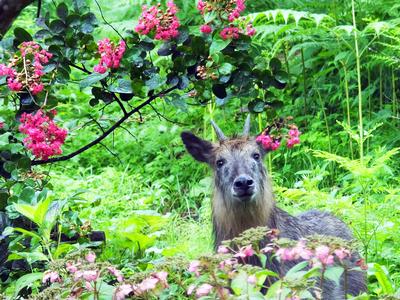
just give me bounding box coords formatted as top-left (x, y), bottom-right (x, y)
top-left (216, 159), bottom-right (225, 168)
top-left (253, 153), bottom-right (261, 160)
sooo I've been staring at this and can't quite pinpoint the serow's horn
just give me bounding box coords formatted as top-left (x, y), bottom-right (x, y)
top-left (242, 114), bottom-right (251, 137)
top-left (211, 120), bottom-right (226, 141)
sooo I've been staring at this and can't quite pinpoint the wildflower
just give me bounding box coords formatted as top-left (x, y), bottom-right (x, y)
top-left (200, 24), bottom-right (212, 34)
top-left (256, 134), bottom-right (281, 151)
top-left (334, 248), bottom-right (351, 262)
top-left (315, 245), bottom-right (334, 266)
top-left (82, 270), bottom-right (98, 282)
top-left (66, 261), bottom-right (79, 273)
top-left (276, 247), bottom-right (296, 261)
top-left (234, 245), bottom-right (254, 258)
top-left (246, 24), bottom-right (256, 36)
top-left (43, 270), bottom-right (61, 283)
top-left (188, 260), bottom-right (201, 277)
top-left (154, 271), bottom-right (168, 287)
top-left (108, 266), bottom-right (124, 282)
top-left (197, 0), bottom-right (206, 13)
top-left (19, 109), bottom-right (67, 160)
top-left (137, 277), bottom-right (159, 292)
top-left (114, 284), bottom-right (133, 300)
top-left (85, 251), bottom-right (96, 263)
top-left (196, 283), bottom-right (213, 298)
top-left (187, 284), bottom-right (196, 295)
top-left (247, 275), bottom-right (257, 285)
top-left (0, 122), bottom-right (4, 129)
top-left (217, 245), bottom-right (229, 254)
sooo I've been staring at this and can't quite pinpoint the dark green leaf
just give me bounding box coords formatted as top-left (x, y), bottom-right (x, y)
top-left (248, 99), bottom-right (265, 113)
top-left (14, 28), bottom-right (32, 42)
top-left (49, 20), bottom-right (66, 34)
top-left (210, 35), bottom-right (231, 55)
top-left (212, 84), bottom-right (227, 99)
top-left (56, 3), bottom-right (68, 20)
top-left (79, 72), bottom-right (109, 89)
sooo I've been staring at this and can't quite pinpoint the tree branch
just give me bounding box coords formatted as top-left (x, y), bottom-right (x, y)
top-left (0, 0), bottom-right (35, 38)
top-left (31, 85), bottom-right (178, 165)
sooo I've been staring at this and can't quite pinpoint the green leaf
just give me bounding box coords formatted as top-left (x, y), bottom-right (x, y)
top-left (285, 261), bottom-right (309, 278)
top-left (0, 133), bottom-right (11, 146)
top-left (80, 72), bottom-right (109, 89)
top-left (109, 79), bottom-right (133, 94)
top-left (231, 270), bottom-right (248, 295)
top-left (10, 251), bottom-right (49, 264)
top-left (13, 272), bottom-right (43, 299)
top-left (219, 63), bottom-right (234, 75)
top-left (49, 20), bottom-right (66, 34)
top-left (14, 27), bottom-right (33, 42)
top-left (373, 263), bottom-right (395, 295)
top-left (324, 266), bottom-right (344, 285)
top-left (145, 74), bottom-right (166, 90)
top-left (19, 187), bottom-right (36, 203)
top-left (56, 3), bottom-right (68, 20)
top-left (248, 99), bottom-right (265, 113)
top-left (210, 35), bottom-right (231, 55)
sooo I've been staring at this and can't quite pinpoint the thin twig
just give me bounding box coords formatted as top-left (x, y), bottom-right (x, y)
top-left (93, 0), bottom-right (127, 46)
top-left (31, 85), bottom-right (178, 165)
top-left (149, 102), bottom-right (189, 126)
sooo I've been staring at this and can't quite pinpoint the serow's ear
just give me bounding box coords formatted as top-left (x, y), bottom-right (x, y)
top-left (181, 131), bottom-right (214, 163)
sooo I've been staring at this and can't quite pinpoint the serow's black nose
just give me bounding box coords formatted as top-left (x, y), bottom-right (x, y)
top-left (233, 175), bottom-right (255, 195)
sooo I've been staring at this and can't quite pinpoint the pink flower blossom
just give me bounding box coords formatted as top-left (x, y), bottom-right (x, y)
top-left (256, 134), bottom-right (281, 151)
top-left (286, 136), bottom-right (300, 148)
top-left (217, 245), bottom-right (229, 254)
top-left (94, 39), bottom-right (126, 73)
top-left (246, 24), bottom-right (256, 36)
top-left (187, 284), bottom-right (196, 295)
top-left (234, 245), bottom-right (254, 258)
top-left (220, 27), bottom-right (240, 40)
top-left (315, 245), bottom-right (334, 266)
top-left (0, 122), bottom-right (4, 129)
top-left (85, 251), bottom-right (96, 263)
top-left (136, 2), bottom-right (180, 41)
top-left (137, 277), bottom-right (159, 292)
top-left (188, 260), bottom-right (201, 277)
top-left (247, 275), bottom-right (257, 285)
top-left (200, 24), bottom-right (212, 34)
top-left (7, 78), bottom-right (23, 91)
top-left (66, 261), bottom-right (79, 273)
top-left (19, 110), bottom-right (67, 160)
top-left (82, 270), bottom-right (98, 282)
top-left (108, 267), bottom-right (124, 282)
top-left (43, 270), bottom-right (61, 283)
top-left (334, 248), bottom-right (350, 262)
top-left (197, 0), bottom-right (206, 13)
top-left (114, 284), bottom-right (133, 300)
top-left (30, 82), bottom-right (44, 95)
top-left (196, 283), bottom-right (213, 298)
top-left (276, 247), bottom-right (296, 261)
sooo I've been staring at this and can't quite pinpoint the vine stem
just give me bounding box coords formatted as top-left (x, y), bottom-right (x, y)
top-left (351, 0), bottom-right (364, 162)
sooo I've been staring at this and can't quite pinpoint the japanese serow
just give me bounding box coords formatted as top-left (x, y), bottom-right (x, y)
top-left (181, 116), bottom-right (366, 299)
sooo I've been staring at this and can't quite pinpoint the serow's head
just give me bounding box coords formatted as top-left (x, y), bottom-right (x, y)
top-left (181, 116), bottom-right (268, 204)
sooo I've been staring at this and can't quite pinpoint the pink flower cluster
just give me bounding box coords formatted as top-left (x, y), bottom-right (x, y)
top-left (197, 0), bottom-right (255, 39)
top-left (0, 121), bottom-right (4, 129)
top-left (93, 38), bottom-right (126, 74)
top-left (287, 125), bottom-right (301, 148)
top-left (43, 270), bottom-right (61, 284)
top-left (135, 1), bottom-right (180, 41)
top-left (276, 240), bottom-right (351, 267)
top-left (256, 122), bottom-right (301, 152)
top-left (19, 109), bottom-right (67, 160)
top-left (0, 41), bottom-right (52, 94)
top-left (187, 283), bottom-right (214, 298)
top-left (256, 134), bottom-right (281, 151)
top-left (114, 271), bottom-right (168, 300)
